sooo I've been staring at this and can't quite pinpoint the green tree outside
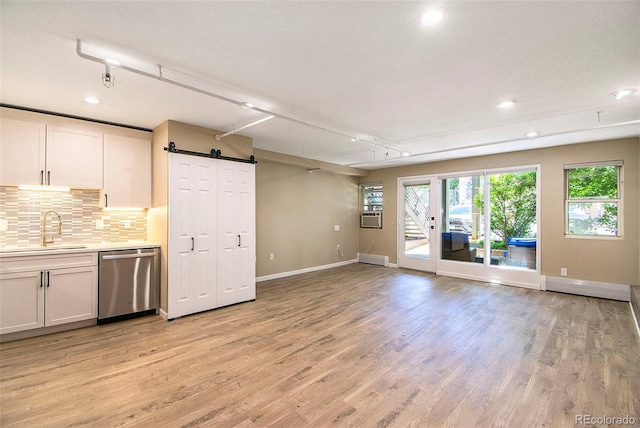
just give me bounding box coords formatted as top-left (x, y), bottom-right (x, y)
top-left (474, 172), bottom-right (537, 246)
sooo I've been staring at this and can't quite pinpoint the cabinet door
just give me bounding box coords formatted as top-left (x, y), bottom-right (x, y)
top-left (103, 134), bottom-right (152, 208)
top-left (0, 118), bottom-right (46, 186)
top-left (0, 271), bottom-right (45, 334)
top-left (217, 161), bottom-right (256, 307)
top-left (46, 126), bottom-right (103, 189)
top-left (168, 154), bottom-right (217, 318)
top-left (45, 266), bottom-right (97, 326)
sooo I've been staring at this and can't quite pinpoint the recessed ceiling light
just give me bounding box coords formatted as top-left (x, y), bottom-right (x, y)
top-left (84, 97), bottom-right (100, 104)
top-left (420, 8), bottom-right (448, 27)
top-left (609, 89), bottom-right (637, 100)
top-left (497, 100), bottom-right (516, 109)
top-left (241, 102), bottom-right (255, 109)
top-left (526, 131), bottom-right (539, 138)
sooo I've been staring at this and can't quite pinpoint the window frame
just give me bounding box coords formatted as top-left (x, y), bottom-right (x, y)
top-left (564, 161), bottom-right (623, 238)
top-left (361, 182), bottom-right (383, 212)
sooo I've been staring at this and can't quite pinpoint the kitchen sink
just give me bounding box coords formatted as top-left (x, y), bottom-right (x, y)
top-left (0, 245), bottom-right (88, 254)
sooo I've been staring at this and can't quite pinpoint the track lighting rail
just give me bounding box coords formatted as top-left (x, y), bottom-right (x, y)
top-left (75, 39), bottom-right (402, 156)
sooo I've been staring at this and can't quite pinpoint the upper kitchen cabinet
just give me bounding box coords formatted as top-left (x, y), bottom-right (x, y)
top-left (102, 134), bottom-right (152, 208)
top-left (0, 118), bottom-right (46, 186)
top-left (46, 126), bottom-right (103, 189)
top-left (0, 119), bottom-right (103, 189)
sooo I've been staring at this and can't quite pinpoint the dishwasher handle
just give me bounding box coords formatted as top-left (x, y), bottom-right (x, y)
top-left (101, 252), bottom-right (157, 260)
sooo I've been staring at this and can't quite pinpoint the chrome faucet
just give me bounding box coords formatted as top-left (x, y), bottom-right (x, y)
top-left (41, 210), bottom-right (62, 247)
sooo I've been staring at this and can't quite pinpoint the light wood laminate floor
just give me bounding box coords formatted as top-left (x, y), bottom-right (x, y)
top-left (1, 264), bottom-right (639, 427)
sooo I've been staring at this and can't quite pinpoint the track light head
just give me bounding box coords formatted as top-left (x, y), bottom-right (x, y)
top-left (102, 63), bottom-right (114, 88)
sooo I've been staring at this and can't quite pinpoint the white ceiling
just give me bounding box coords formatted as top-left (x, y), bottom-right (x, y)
top-left (1, 1), bottom-right (639, 170)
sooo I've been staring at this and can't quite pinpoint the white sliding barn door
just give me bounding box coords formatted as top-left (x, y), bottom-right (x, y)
top-left (191, 158), bottom-right (218, 312)
top-left (168, 154), bottom-right (217, 318)
top-left (217, 160), bottom-right (256, 307)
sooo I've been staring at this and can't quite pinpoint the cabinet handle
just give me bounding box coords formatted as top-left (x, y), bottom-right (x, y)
top-left (238, 234), bottom-right (241, 247)
top-left (40, 170), bottom-right (44, 185)
top-left (46, 271), bottom-right (50, 287)
top-left (104, 193), bottom-right (108, 207)
top-left (39, 271), bottom-right (43, 288)
top-left (191, 237), bottom-right (194, 251)
top-left (47, 171), bottom-right (51, 185)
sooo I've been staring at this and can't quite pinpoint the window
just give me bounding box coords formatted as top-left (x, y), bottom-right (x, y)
top-left (565, 161), bottom-right (622, 237)
top-left (361, 183), bottom-right (383, 211)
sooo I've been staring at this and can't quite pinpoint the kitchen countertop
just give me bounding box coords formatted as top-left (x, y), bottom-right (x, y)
top-left (0, 241), bottom-right (161, 257)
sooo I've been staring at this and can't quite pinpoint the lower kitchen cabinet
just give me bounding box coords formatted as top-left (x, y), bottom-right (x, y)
top-left (0, 270), bottom-right (44, 334)
top-left (45, 266), bottom-right (98, 326)
top-left (0, 253), bottom-right (98, 335)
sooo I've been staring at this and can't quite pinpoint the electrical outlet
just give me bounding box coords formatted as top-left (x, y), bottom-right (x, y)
top-left (0, 219), bottom-right (8, 232)
top-left (337, 245), bottom-right (341, 252)
top-left (334, 224), bottom-right (340, 231)
top-left (560, 267), bottom-right (567, 277)
top-left (269, 253), bottom-right (274, 260)
top-left (123, 220), bottom-right (132, 229)
top-left (95, 219), bottom-right (104, 230)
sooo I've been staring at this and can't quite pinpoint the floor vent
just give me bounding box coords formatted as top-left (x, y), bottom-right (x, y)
top-left (357, 253), bottom-right (389, 267)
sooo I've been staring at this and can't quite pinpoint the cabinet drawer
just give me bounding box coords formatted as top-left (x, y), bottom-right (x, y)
top-left (0, 252), bottom-right (98, 274)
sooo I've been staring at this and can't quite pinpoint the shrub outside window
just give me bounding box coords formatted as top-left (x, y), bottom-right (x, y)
top-left (565, 162), bottom-right (622, 237)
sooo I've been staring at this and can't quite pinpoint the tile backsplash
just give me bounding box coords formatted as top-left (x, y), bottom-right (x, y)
top-left (0, 187), bottom-right (147, 248)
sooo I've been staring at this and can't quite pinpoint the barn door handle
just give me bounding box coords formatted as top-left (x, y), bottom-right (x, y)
top-left (191, 237), bottom-right (194, 251)
top-left (238, 235), bottom-right (241, 247)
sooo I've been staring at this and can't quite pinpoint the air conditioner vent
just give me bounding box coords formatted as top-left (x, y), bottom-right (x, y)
top-left (361, 211), bottom-right (382, 229)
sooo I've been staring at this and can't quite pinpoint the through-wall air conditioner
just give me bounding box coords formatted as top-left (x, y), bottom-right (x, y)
top-left (361, 211), bottom-right (382, 229)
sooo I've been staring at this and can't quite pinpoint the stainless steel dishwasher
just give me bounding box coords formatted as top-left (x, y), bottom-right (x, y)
top-left (98, 248), bottom-right (159, 323)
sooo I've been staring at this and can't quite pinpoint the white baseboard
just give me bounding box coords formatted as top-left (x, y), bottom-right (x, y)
top-left (545, 275), bottom-right (630, 301)
top-left (257, 259), bottom-right (358, 282)
top-left (158, 308), bottom-right (168, 321)
top-left (436, 269), bottom-right (541, 290)
top-left (631, 302), bottom-right (640, 339)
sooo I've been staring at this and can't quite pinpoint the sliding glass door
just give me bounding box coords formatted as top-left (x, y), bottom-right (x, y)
top-left (440, 174), bottom-right (485, 265)
top-left (438, 167), bottom-right (540, 288)
top-left (441, 169), bottom-right (537, 269)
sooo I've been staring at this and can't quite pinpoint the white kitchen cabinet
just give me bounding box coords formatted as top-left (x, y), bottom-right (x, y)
top-left (166, 154), bottom-right (256, 319)
top-left (102, 134), bottom-right (152, 208)
top-left (46, 126), bottom-right (103, 189)
top-left (0, 270), bottom-right (45, 334)
top-left (217, 160), bottom-right (256, 306)
top-left (0, 118), bottom-right (46, 186)
top-left (0, 119), bottom-right (102, 188)
top-left (0, 253), bottom-right (98, 335)
top-left (45, 266), bottom-right (98, 326)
